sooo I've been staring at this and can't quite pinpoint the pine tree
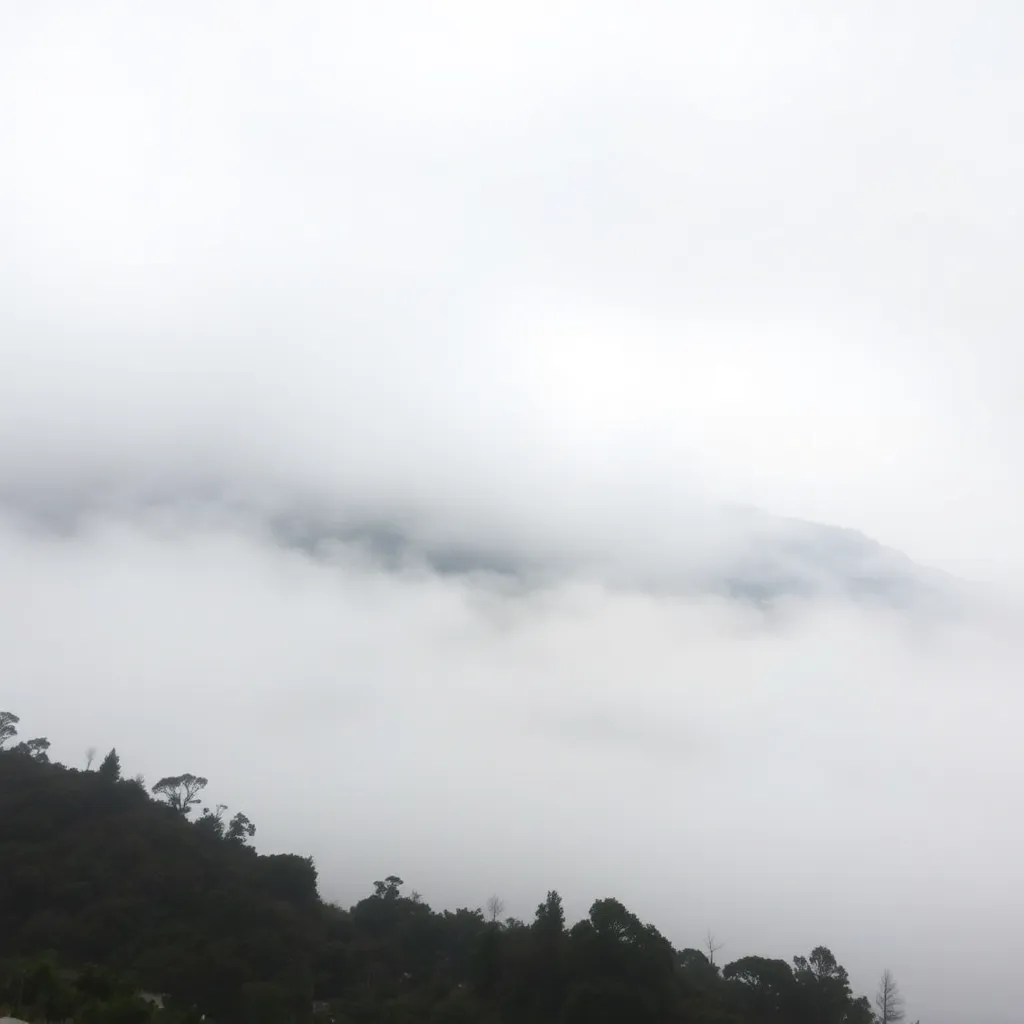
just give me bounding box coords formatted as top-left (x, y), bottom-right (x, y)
top-left (97, 748), bottom-right (121, 782)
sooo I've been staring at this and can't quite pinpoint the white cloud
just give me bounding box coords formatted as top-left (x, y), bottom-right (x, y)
top-left (3, 4), bottom-right (1024, 1021)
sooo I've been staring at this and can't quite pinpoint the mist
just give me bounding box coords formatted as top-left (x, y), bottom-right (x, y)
top-left (4, 501), bottom-right (1023, 1022)
top-left (4, 3), bottom-right (1024, 1022)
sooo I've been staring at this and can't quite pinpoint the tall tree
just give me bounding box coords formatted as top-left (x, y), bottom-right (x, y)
top-left (793, 946), bottom-right (852, 1024)
top-left (533, 890), bottom-right (565, 937)
top-left (85, 746), bottom-right (97, 770)
top-left (875, 969), bottom-right (905, 1024)
top-left (97, 748), bottom-right (121, 782)
top-left (0, 710), bottom-right (19, 749)
top-left (151, 773), bottom-right (208, 815)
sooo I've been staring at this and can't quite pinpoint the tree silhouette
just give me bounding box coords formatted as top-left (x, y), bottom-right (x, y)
top-left (226, 811), bottom-right (256, 845)
top-left (97, 747), bottom-right (121, 782)
top-left (152, 773), bottom-right (208, 815)
top-left (373, 875), bottom-right (405, 900)
top-left (533, 890), bottom-right (565, 937)
top-left (12, 737), bottom-right (50, 762)
top-left (0, 710), bottom-right (19, 749)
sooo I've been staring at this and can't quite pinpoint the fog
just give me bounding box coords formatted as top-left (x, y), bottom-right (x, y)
top-left (3, 4), bottom-right (1024, 1022)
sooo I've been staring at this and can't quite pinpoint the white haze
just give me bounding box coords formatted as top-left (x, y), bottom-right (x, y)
top-left (4, 4), bottom-right (1024, 1023)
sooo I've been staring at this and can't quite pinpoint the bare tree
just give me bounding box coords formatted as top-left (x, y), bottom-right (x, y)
top-left (875, 969), bottom-right (905, 1024)
top-left (705, 930), bottom-right (725, 968)
top-left (486, 895), bottom-right (506, 923)
top-left (85, 746), bottom-right (97, 770)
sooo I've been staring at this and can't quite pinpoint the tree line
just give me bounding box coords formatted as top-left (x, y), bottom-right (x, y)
top-left (0, 710), bottom-right (917, 1023)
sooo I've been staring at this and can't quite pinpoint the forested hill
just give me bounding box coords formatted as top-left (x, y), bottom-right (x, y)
top-left (1, 710), bottom-right (886, 1023)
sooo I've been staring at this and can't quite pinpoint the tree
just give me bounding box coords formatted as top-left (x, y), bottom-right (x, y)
top-left (96, 748), bottom-right (121, 782)
top-left (724, 956), bottom-right (796, 1021)
top-left (85, 746), bottom-right (97, 770)
top-left (152, 773), bottom-right (208, 815)
top-left (793, 946), bottom-right (847, 984)
top-left (845, 995), bottom-right (875, 1024)
top-left (373, 875), bottom-right (405, 900)
top-left (0, 710), bottom-right (19, 749)
top-left (533, 890), bottom-right (565, 937)
top-left (875, 969), bottom-right (905, 1024)
top-left (526, 890), bottom-right (567, 1015)
top-left (486, 895), bottom-right (506, 923)
top-left (226, 811), bottom-right (256, 845)
top-left (793, 946), bottom-right (852, 1024)
top-left (705, 929), bottom-right (725, 968)
top-left (12, 737), bottom-right (51, 762)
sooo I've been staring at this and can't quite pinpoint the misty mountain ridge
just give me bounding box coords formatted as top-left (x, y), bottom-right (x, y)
top-left (0, 481), bottom-right (957, 610)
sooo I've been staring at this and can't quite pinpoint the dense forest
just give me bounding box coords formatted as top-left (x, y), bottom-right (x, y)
top-left (0, 710), bottom-right (911, 1023)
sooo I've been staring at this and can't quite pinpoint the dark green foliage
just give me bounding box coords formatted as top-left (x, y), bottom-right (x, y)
top-left (792, 945), bottom-right (856, 1024)
top-left (0, 751), bottom-right (313, 1022)
top-left (98, 747), bottom-right (122, 782)
top-left (226, 810), bottom-right (256, 846)
top-left (0, 955), bottom-right (198, 1022)
top-left (11, 735), bottom-right (51, 762)
top-left (0, 713), bottom-right (883, 1024)
top-left (194, 803), bottom-right (228, 838)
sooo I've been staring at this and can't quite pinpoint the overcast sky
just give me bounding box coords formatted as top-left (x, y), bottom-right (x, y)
top-left (3, 3), bottom-right (1024, 1021)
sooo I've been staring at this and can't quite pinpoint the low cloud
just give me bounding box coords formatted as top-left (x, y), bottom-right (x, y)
top-left (2, 501), bottom-right (1022, 1023)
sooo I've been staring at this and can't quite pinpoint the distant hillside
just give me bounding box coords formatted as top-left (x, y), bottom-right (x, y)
top-left (270, 501), bottom-right (957, 609)
top-left (706, 505), bottom-right (957, 607)
top-left (0, 483), bottom-right (955, 610)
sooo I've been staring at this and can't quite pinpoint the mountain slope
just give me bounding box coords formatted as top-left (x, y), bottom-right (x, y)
top-left (0, 752), bottom-right (323, 1022)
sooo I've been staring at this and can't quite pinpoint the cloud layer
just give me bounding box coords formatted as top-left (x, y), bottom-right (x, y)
top-left (4, 4), bottom-right (1024, 1022)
